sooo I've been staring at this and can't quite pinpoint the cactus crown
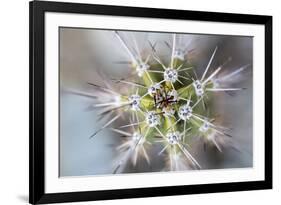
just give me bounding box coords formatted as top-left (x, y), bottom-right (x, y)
top-left (87, 31), bottom-right (248, 173)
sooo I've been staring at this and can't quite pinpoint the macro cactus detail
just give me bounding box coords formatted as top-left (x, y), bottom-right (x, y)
top-left (81, 31), bottom-right (249, 174)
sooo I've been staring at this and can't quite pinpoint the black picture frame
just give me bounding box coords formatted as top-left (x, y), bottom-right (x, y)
top-left (29, 1), bottom-right (272, 204)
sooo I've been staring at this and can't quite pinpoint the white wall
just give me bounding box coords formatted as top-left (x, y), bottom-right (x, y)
top-left (0, 0), bottom-right (279, 204)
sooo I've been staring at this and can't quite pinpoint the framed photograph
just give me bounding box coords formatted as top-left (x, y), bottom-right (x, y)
top-left (29, 1), bottom-right (272, 204)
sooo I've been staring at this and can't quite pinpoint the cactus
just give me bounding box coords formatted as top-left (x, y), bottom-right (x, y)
top-left (75, 31), bottom-right (250, 173)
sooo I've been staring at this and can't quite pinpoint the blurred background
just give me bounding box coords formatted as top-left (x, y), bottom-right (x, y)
top-left (59, 28), bottom-right (253, 177)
